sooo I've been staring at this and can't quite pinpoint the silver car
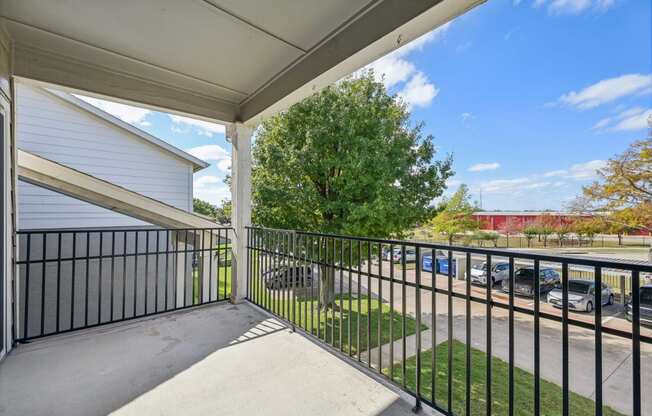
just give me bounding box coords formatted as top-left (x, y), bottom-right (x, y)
top-left (547, 280), bottom-right (614, 313)
top-left (469, 261), bottom-right (509, 287)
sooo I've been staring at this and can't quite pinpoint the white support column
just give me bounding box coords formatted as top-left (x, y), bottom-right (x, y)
top-left (227, 123), bottom-right (253, 303)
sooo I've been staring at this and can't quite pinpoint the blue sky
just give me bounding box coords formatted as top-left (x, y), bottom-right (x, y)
top-left (79, 0), bottom-right (651, 211)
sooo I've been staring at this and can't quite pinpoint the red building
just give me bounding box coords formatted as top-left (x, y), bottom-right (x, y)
top-left (472, 211), bottom-right (586, 232)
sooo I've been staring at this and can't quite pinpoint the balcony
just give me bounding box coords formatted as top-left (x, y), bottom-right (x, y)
top-left (0, 302), bottom-right (415, 416)
top-left (1, 226), bottom-right (650, 416)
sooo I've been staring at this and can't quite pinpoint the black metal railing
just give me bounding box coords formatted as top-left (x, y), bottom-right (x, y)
top-left (16, 227), bottom-right (232, 341)
top-left (246, 226), bottom-right (651, 416)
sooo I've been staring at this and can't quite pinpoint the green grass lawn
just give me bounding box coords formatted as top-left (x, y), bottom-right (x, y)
top-left (192, 262), bottom-right (232, 303)
top-left (383, 340), bottom-right (624, 416)
top-left (256, 292), bottom-right (427, 356)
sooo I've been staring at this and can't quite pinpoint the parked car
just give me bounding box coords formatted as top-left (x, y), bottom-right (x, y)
top-left (501, 267), bottom-right (560, 297)
top-left (546, 280), bottom-right (614, 313)
top-left (625, 284), bottom-right (652, 326)
top-left (388, 247), bottom-right (417, 263)
top-left (468, 261), bottom-right (509, 287)
top-left (422, 255), bottom-right (456, 277)
top-left (264, 265), bottom-right (314, 290)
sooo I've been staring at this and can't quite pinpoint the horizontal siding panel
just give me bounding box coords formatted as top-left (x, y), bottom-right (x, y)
top-left (16, 84), bottom-right (195, 230)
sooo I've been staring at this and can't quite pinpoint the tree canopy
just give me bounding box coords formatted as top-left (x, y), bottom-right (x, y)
top-left (579, 138), bottom-right (652, 234)
top-left (252, 73), bottom-right (453, 238)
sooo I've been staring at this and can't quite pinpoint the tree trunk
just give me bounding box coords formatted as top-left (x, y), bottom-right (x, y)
top-left (319, 264), bottom-right (336, 310)
top-left (618, 234), bottom-right (622, 246)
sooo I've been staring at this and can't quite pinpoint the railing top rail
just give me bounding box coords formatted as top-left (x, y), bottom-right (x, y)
top-left (247, 226), bottom-right (652, 272)
top-left (18, 226), bottom-right (233, 234)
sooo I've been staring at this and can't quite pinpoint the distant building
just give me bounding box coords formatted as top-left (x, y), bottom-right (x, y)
top-left (472, 211), bottom-right (648, 235)
top-left (472, 211), bottom-right (586, 232)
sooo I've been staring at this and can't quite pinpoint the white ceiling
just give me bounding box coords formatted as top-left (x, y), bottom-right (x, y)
top-left (0, 0), bottom-right (484, 124)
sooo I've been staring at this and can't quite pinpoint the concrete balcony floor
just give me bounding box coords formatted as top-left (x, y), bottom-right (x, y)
top-left (0, 302), bottom-right (417, 416)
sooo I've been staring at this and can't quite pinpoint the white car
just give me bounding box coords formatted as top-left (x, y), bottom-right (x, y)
top-left (469, 261), bottom-right (509, 287)
top-left (388, 247), bottom-right (417, 263)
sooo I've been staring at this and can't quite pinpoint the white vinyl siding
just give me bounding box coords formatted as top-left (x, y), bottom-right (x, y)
top-left (16, 84), bottom-right (194, 230)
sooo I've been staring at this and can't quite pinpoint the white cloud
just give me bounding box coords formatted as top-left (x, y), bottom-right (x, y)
top-left (397, 72), bottom-right (439, 110)
top-left (461, 112), bottom-right (474, 123)
top-left (543, 160), bottom-right (606, 180)
top-left (76, 95), bottom-right (152, 126)
top-left (193, 175), bottom-right (230, 206)
top-left (613, 108), bottom-right (651, 131)
top-left (186, 145), bottom-right (231, 173)
top-left (533, 0), bottom-right (617, 14)
top-left (194, 175), bottom-right (222, 187)
top-left (468, 162), bottom-right (501, 172)
top-left (592, 107), bottom-right (652, 132)
top-left (476, 159), bottom-right (605, 196)
top-left (480, 177), bottom-right (551, 194)
top-left (169, 115), bottom-right (225, 137)
top-left (362, 22), bottom-right (451, 108)
top-left (558, 73), bottom-right (652, 109)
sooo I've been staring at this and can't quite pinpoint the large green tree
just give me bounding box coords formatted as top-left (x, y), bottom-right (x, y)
top-left (252, 73), bottom-right (453, 307)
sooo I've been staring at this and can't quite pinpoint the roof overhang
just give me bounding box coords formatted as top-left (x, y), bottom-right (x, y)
top-left (1, 0), bottom-right (484, 125)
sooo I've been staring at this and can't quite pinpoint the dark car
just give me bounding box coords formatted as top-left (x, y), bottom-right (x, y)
top-left (501, 267), bottom-right (560, 297)
top-left (625, 285), bottom-right (652, 326)
top-left (264, 265), bottom-right (314, 290)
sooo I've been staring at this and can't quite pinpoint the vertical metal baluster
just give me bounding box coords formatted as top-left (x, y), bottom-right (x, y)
top-left (414, 245), bottom-right (422, 412)
top-left (98, 232), bottom-right (103, 323)
top-left (265, 230), bottom-right (274, 311)
top-left (85, 232), bottom-right (90, 327)
top-left (339, 239), bottom-right (344, 351)
top-left (217, 229), bottom-right (222, 300)
top-left (534, 259), bottom-right (541, 416)
top-left (133, 231), bottom-right (139, 316)
top-left (292, 231), bottom-right (297, 330)
top-left (144, 230), bottom-right (149, 313)
top-left (183, 230), bottom-right (188, 307)
top-left (310, 235), bottom-right (315, 334)
top-left (122, 231), bottom-right (127, 319)
top-left (367, 241), bottom-right (371, 366)
top-left (246, 229), bottom-right (251, 301)
top-left (193, 230), bottom-right (197, 305)
top-left (431, 247), bottom-right (436, 404)
top-left (594, 266), bottom-right (603, 416)
top-left (401, 244), bottom-right (406, 388)
top-left (273, 232), bottom-right (278, 316)
top-left (164, 230), bottom-right (169, 310)
top-left (223, 229), bottom-right (228, 300)
top-left (348, 240), bottom-right (353, 356)
top-left (23, 234), bottom-right (31, 339)
top-left (447, 249), bottom-right (453, 413)
top-left (632, 270), bottom-right (641, 416)
top-left (155, 231), bottom-right (159, 311)
top-left (465, 252), bottom-right (471, 416)
top-left (390, 243), bottom-right (395, 381)
top-left (317, 235), bottom-right (321, 340)
top-left (40, 234), bottom-right (47, 336)
top-left (70, 233), bottom-right (77, 330)
top-left (486, 254), bottom-right (492, 416)
top-left (377, 242), bottom-right (382, 370)
top-left (508, 256), bottom-right (515, 416)
top-left (562, 262), bottom-right (569, 416)
top-left (55, 233), bottom-right (62, 333)
top-left (172, 230), bottom-right (178, 309)
top-left (357, 239), bottom-right (361, 362)
top-left (331, 237), bottom-right (335, 345)
top-left (209, 230), bottom-right (214, 302)
top-left (110, 231), bottom-right (115, 321)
